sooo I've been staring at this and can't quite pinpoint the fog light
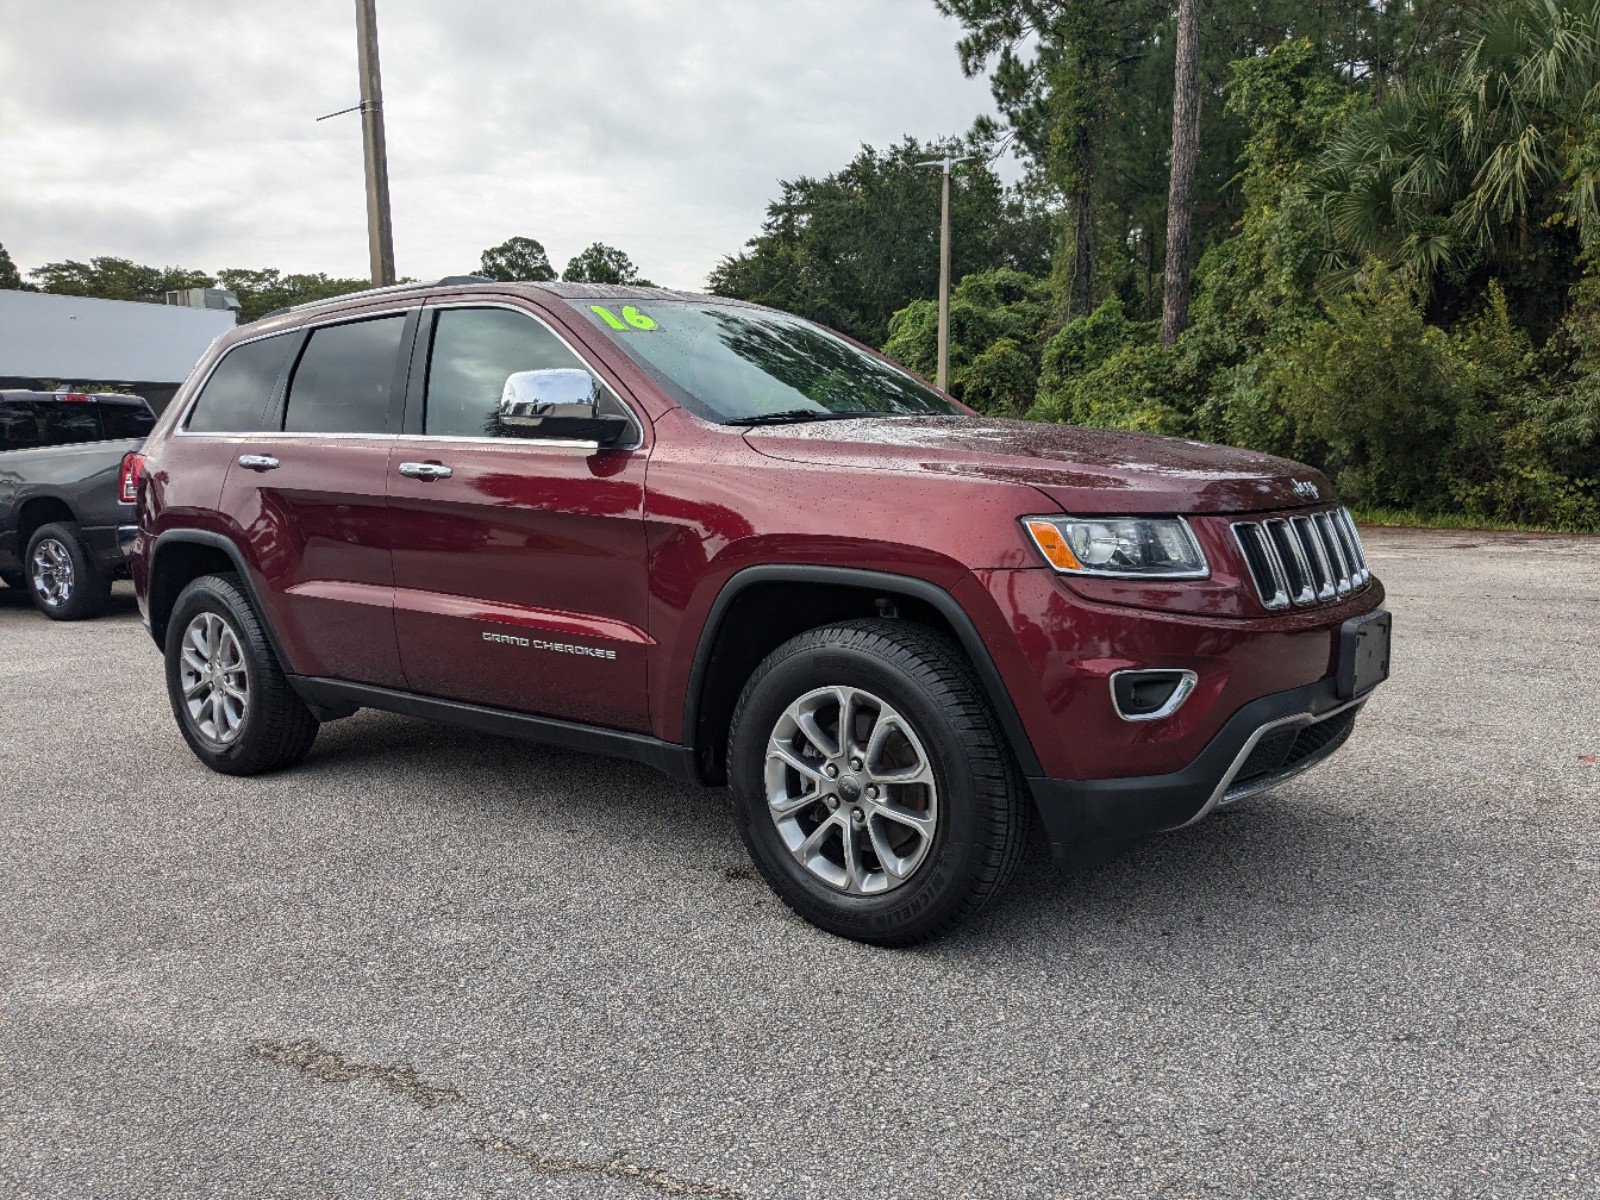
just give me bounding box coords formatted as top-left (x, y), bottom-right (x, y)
top-left (1110, 669), bottom-right (1198, 722)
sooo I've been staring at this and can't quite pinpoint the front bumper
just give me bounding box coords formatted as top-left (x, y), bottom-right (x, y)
top-left (1027, 675), bottom-right (1367, 865)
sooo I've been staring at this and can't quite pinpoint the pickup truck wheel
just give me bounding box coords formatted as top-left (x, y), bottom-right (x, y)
top-left (728, 618), bottom-right (1028, 946)
top-left (165, 573), bottom-right (319, 775)
top-left (25, 522), bottom-right (111, 620)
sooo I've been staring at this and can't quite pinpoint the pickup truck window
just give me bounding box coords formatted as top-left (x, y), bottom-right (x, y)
top-left (188, 334), bottom-right (296, 434)
top-left (0, 400), bottom-right (103, 451)
top-left (568, 300), bottom-right (962, 424)
top-left (97, 401), bottom-right (156, 441)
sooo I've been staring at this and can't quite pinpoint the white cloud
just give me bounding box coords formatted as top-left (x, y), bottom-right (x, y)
top-left (0, 0), bottom-right (1009, 290)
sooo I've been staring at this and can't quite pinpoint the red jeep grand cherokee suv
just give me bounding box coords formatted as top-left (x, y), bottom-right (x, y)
top-left (130, 278), bottom-right (1390, 945)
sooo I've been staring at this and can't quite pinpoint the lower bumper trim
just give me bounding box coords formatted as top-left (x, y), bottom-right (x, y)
top-left (1026, 676), bottom-right (1366, 866)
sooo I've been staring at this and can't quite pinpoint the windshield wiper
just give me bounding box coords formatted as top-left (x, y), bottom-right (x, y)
top-left (724, 409), bottom-right (881, 426)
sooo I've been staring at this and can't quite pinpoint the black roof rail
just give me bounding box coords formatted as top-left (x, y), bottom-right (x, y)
top-left (256, 275), bottom-right (497, 322)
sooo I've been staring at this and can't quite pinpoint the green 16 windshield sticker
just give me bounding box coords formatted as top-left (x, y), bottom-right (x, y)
top-left (590, 304), bottom-right (658, 332)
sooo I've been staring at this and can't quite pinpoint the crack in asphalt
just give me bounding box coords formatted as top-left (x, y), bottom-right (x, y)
top-left (470, 1135), bottom-right (747, 1198)
top-left (245, 1038), bottom-right (744, 1196)
top-left (245, 1037), bottom-right (465, 1109)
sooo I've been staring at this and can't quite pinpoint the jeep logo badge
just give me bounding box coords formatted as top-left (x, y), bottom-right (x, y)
top-left (1291, 479), bottom-right (1321, 500)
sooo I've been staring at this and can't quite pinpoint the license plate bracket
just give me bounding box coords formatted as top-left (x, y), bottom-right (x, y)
top-left (1337, 609), bottom-right (1392, 700)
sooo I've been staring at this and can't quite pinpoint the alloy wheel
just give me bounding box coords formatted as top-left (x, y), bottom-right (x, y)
top-left (179, 612), bottom-right (249, 745)
top-left (764, 685), bottom-right (939, 895)
top-left (30, 538), bottom-right (74, 608)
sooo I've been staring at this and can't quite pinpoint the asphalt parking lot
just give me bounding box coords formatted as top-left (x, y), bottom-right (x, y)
top-left (2, 526), bottom-right (1597, 1199)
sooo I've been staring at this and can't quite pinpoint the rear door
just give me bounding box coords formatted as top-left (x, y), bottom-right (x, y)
top-left (385, 300), bottom-right (652, 731)
top-left (217, 309), bottom-right (415, 687)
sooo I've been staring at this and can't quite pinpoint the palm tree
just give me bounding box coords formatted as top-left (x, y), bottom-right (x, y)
top-left (1319, 0), bottom-right (1600, 288)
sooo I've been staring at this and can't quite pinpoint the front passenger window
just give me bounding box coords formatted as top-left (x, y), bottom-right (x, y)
top-left (424, 307), bottom-right (620, 438)
top-left (282, 315), bottom-right (408, 434)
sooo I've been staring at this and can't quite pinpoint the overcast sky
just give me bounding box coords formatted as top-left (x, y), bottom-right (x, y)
top-left (0, 1), bottom-right (1012, 291)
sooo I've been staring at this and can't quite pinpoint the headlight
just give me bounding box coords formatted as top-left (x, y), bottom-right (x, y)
top-left (1022, 515), bottom-right (1208, 579)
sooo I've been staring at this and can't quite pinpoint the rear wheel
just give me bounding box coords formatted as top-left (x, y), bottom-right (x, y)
top-left (25, 522), bottom-right (110, 620)
top-left (728, 619), bottom-right (1028, 946)
top-left (165, 573), bottom-right (319, 775)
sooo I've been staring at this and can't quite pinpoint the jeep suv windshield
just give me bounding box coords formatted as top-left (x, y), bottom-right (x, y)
top-left (568, 299), bottom-right (962, 424)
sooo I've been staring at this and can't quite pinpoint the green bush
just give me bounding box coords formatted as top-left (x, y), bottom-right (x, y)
top-left (881, 269), bottom-right (1053, 415)
top-left (1237, 271), bottom-right (1599, 529)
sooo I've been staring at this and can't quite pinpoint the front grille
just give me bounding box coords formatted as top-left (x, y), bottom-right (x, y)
top-left (1233, 507), bottom-right (1370, 609)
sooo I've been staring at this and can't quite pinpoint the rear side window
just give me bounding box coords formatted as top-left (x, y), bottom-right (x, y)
top-left (283, 315), bottom-right (407, 434)
top-left (0, 401), bottom-right (104, 450)
top-left (187, 335), bottom-right (296, 433)
top-left (97, 400), bottom-right (156, 440)
top-left (423, 307), bottom-right (610, 438)
top-left (0, 402), bottom-right (45, 451)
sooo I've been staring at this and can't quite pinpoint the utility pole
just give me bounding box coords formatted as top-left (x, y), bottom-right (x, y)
top-left (917, 155), bottom-right (974, 392)
top-left (354, 0), bottom-right (395, 286)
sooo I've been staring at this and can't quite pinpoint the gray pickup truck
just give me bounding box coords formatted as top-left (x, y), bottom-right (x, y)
top-left (0, 391), bottom-right (156, 619)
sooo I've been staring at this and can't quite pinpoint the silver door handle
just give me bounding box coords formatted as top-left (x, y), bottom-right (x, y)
top-left (237, 454), bottom-right (279, 471)
top-left (397, 461), bottom-right (453, 480)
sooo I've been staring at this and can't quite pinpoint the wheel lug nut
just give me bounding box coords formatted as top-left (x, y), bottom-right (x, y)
top-left (824, 763), bottom-right (839, 778)
top-left (850, 757), bottom-right (863, 771)
top-left (851, 807), bottom-right (865, 823)
top-left (825, 794), bottom-right (839, 809)
top-left (866, 785), bottom-right (879, 799)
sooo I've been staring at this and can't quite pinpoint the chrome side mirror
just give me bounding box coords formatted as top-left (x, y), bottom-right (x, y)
top-left (496, 369), bottom-right (629, 444)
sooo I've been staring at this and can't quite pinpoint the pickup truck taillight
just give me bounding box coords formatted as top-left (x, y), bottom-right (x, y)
top-left (119, 451), bottom-right (145, 505)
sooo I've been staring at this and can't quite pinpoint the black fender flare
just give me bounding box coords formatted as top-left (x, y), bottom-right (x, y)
top-left (682, 564), bottom-right (1044, 778)
top-left (146, 529), bottom-right (289, 665)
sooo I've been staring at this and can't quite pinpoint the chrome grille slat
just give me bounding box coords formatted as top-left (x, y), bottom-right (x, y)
top-left (1317, 511), bottom-right (1353, 595)
top-left (1232, 507), bottom-right (1370, 609)
top-left (1265, 518), bottom-right (1316, 605)
top-left (1292, 514), bottom-right (1336, 601)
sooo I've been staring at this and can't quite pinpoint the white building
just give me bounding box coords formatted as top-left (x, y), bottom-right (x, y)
top-left (0, 290), bottom-right (238, 412)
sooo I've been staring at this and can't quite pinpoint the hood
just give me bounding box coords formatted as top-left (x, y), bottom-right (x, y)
top-left (743, 414), bottom-right (1333, 515)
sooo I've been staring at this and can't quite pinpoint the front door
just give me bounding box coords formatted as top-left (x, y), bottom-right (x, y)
top-left (386, 302), bottom-right (652, 732)
top-left (217, 310), bottom-right (413, 688)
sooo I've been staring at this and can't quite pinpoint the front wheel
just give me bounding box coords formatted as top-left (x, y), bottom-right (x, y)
top-left (728, 619), bottom-right (1028, 946)
top-left (165, 573), bottom-right (319, 775)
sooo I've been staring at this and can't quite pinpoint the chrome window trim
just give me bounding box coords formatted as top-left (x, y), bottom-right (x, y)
top-left (1108, 669), bottom-right (1199, 723)
top-left (171, 429), bottom-right (602, 451)
top-left (173, 298), bottom-right (644, 449)
top-left (174, 306), bottom-right (420, 437)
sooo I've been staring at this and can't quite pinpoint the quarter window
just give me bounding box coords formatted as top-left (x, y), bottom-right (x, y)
top-left (187, 334), bottom-right (296, 433)
top-left (283, 315), bottom-right (407, 435)
top-left (423, 307), bottom-right (621, 438)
